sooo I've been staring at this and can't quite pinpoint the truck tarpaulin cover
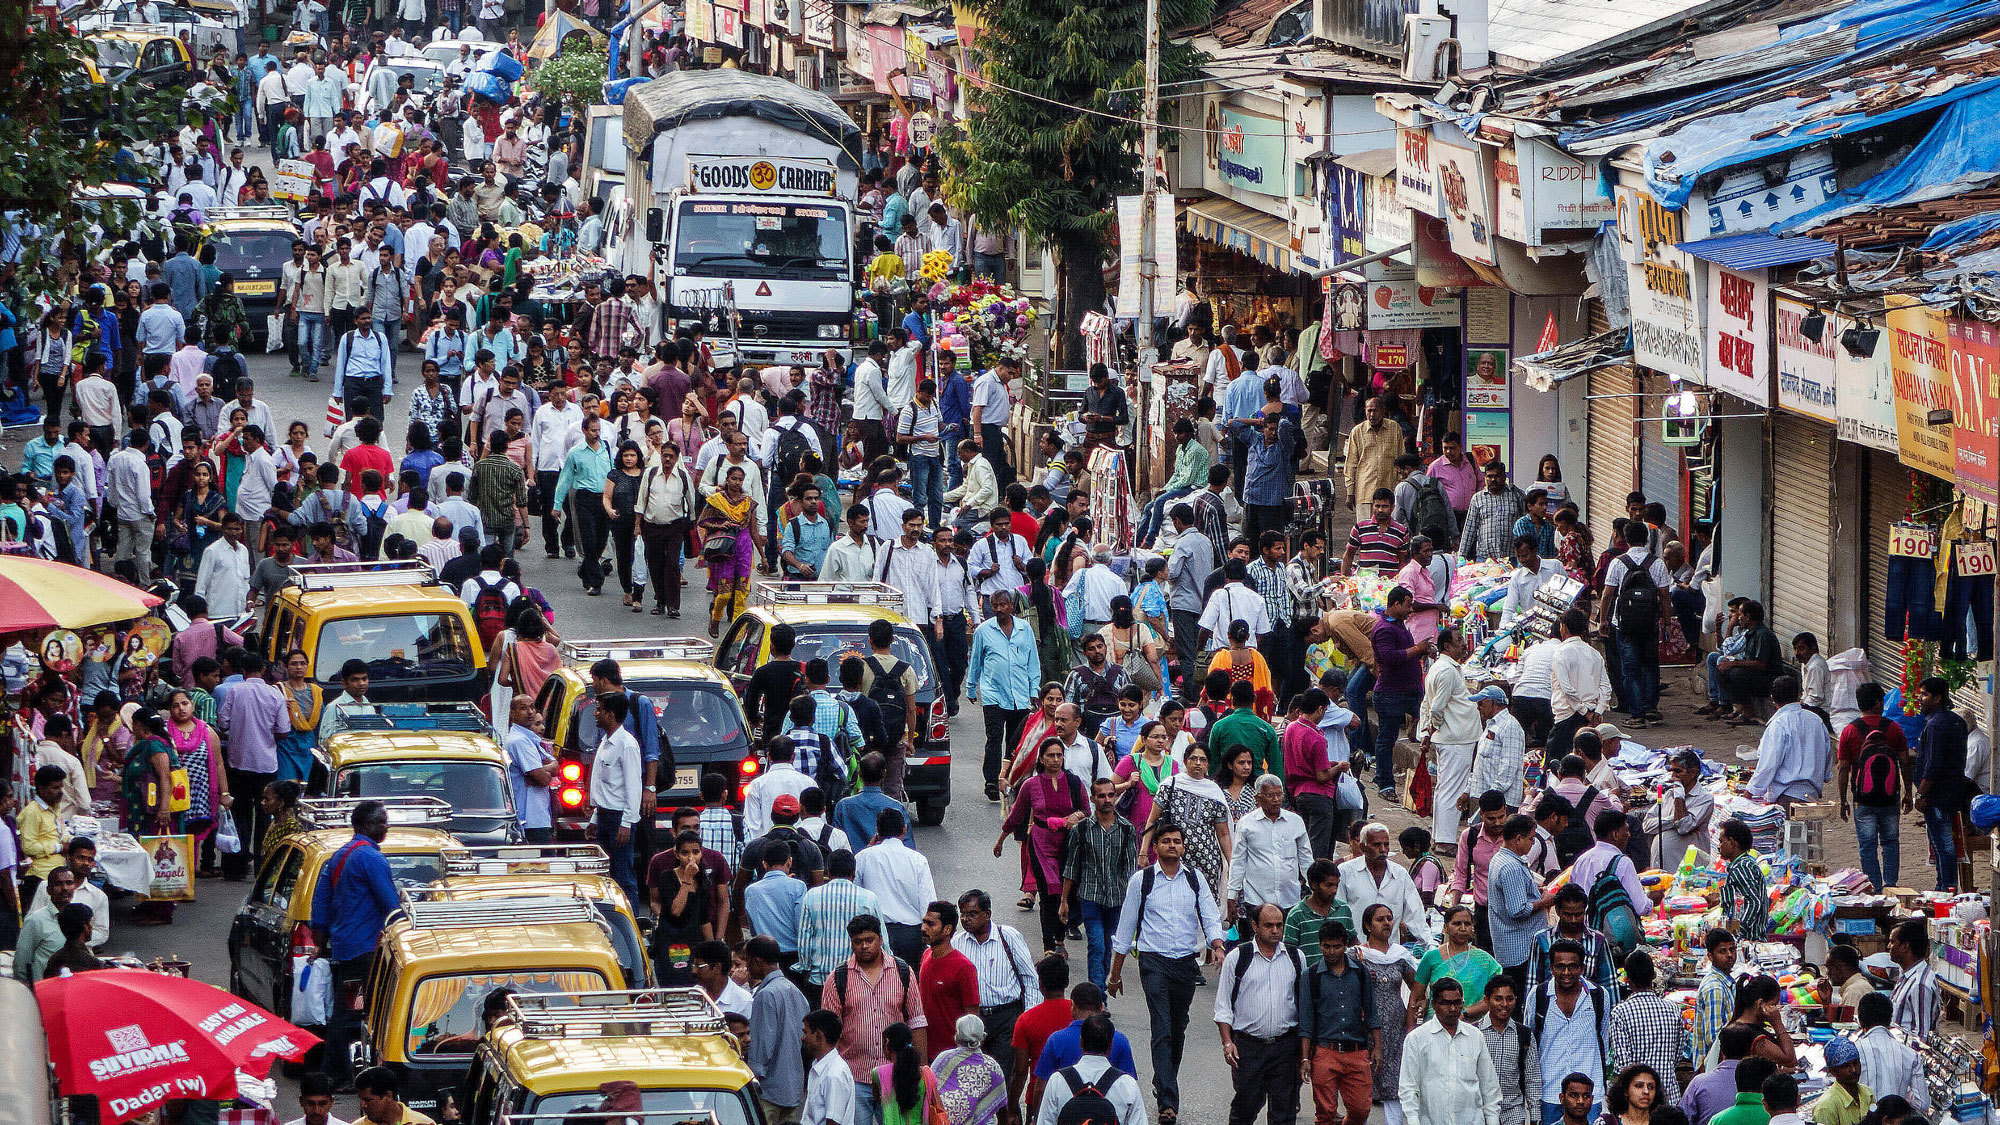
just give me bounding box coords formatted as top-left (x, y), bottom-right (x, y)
top-left (1778, 85), bottom-right (2000, 232)
top-left (623, 70), bottom-right (863, 168)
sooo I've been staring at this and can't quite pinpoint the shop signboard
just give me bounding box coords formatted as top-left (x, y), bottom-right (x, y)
top-left (1325, 164), bottom-right (1365, 266)
top-left (1465, 348), bottom-right (1510, 409)
top-left (1835, 311), bottom-right (1899, 452)
top-left (1215, 108), bottom-right (1284, 198)
top-left (1621, 185), bottom-right (1703, 381)
top-left (684, 0), bottom-right (712, 42)
top-left (1364, 171), bottom-right (1408, 255)
top-left (1694, 147), bottom-right (1839, 238)
top-left (1365, 278), bottom-right (1460, 330)
top-left (1516, 137), bottom-right (1617, 242)
top-left (1703, 263), bottom-right (1771, 405)
top-left (1431, 136), bottom-right (1495, 266)
top-left (1413, 214), bottom-right (1482, 288)
top-left (1946, 316), bottom-right (2000, 505)
top-left (1114, 195), bottom-right (1143, 319)
top-left (1774, 297), bottom-right (1838, 424)
top-left (1396, 126), bottom-right (1440, 217)
top-left (1885, 294), bottom-right (1957, 481)
top-left (1464, 410), bottom-right (1510, 468)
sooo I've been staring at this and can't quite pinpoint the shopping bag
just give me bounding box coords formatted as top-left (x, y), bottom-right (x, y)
top-left (292, 955), bottom-right (332, 1026)
top-left (1403, 754), bottom-right (1433, 818)
top-left (265, 315), bottom-right (286, 353)
top-left (1336, 771), bottom-right (1366, 812)
top-left (139, 834), bottom-right (196, 902)
top-left (215, 808), bottom-right (242, 855)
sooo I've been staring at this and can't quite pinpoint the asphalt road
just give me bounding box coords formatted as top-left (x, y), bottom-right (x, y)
top-left (81, 344), bottom-right (1273, 1125)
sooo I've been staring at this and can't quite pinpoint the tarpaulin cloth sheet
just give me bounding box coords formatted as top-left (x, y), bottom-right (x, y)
top-left (1920, 210), bottom-right (2000, 249)
top-left (1557, 0), bottom-right (2000, 210)
top-left (622, 69), bottom-right (863, 164)
top-left (1776, 85), bottom-right (2000, 231)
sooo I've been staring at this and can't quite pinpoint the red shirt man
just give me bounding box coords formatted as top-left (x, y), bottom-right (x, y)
top-left (917, 905), bottom-right (981, 1062)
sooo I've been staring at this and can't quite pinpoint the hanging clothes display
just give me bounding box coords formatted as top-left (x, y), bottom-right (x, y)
top-left (1085, 446), bottom-right (1133, 551)
top-left (1079, 312), bottom-right (1117, 370)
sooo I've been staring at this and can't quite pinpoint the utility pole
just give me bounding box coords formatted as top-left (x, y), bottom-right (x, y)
top-left (1135, 0), bottom-right (1161, 371)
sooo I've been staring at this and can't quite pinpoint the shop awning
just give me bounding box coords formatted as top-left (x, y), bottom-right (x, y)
top-left (1183, 198), bottom-right (1295, 273)
top-left (1514, 327), bottom-right (1633, 392)
top-left (1333, 148), bottom-right (1396, 177)
top-left (1675, 232), bottom-right (1837, 270)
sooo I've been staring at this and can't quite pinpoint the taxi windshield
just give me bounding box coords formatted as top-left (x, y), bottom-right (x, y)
top-left (404, 971), bottom-right (605, 1056)
top-left (315, 614), bottom-right (476, 683)
top-left (92, 39), bottom-right (142, 70)
top-left (623, 682), bottom-right (749, 756)
top-left (336, 762), bottom-right (510, 815)
top-left (208, 229), bottom-right (293, 271)
top-left (386, 853), bottom-right (442, 886)
top-left (786, 627), bottom-right (935, 686)
top-left (534, 1088), bottom-right (754, 1125)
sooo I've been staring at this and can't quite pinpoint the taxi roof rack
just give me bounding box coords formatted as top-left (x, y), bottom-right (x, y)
top-left (748, 581), bottom-right (905, 610)
top-left (439, 844), bottom-right (611, 877)
top-left (502, 1114), bottom-right (719, 1125)
top-left (394, 886), bottom-right (602, 929)
top-left (206, 204), bottom-right (296, 223)
top-left (328, 701), bottom-right (491, 735)
top-left (557, 637), bottom-right (715, 664)
top-left (503, 987), bottom-right (728, 1038)
top-left (296, 795), bottom-right (454, 830)
top-left (287, 559), bottom-right (439, 592)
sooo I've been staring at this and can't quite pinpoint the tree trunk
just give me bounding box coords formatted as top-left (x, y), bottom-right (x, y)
top-left (1054, 230), bottom-right (1106, 368)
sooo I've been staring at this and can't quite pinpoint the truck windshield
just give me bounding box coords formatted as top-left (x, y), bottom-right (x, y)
top-left (675, 200), bottom-right (848, 280)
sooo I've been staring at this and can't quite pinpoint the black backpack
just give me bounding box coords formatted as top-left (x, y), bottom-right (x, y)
top-left (1554, 786), bottom-right (1597, 867)
top-left (865, 656), bottom-right (913, 746)
top-left (1853, 726), bottom-right (1903, 805)
top-left (772, 421), bottom-right (815, 489)
top-left (832, 956), bottom-right (913, 1008)
top-left (1411, 475), bottom-right (1454, 547)
top-left (1229, 942), bottom-right (1303, 1008)
top-left (1613, 550), bottom-right (1662, 635)
top-left (1055, 1066), bottom-right (1134, 1125)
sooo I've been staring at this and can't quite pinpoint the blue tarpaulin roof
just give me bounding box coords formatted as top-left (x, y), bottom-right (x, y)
top-left (1557, 0), bottom-right (2000, 210)
top-left (1920, 212), bottom-right (2000, 249)
top-left (1776, 84), bottom-right (2000, 232)
top-left (1675, 233), bottom-right (1839, 268)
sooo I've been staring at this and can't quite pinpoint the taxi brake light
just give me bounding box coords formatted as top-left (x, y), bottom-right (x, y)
top-left (560, 761), bottom-right (583, 782)
top-left (559, 787), bottom-right (585, 808)
top-left (739, 757), bottom-right (760, 776)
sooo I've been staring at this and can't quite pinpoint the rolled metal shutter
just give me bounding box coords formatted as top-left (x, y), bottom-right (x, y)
top-left (1768, 415), bottom-right (1834, 648)
top-left (1586, 365), bottom-right (1638, 531)
top-left (1638, 374), bottom-right (1683, 530)
top-left (1865, 450), bottom-right (1907, 689)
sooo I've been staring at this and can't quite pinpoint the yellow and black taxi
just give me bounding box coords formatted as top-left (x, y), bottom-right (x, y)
top-left (715, 582), bottom-right (952, 824)
top-left (527, 638), bottom-right (752, 833)
top-left (363, 889), bottom-right (633, 1116)
top-left (322, 705), bottom-right (520, 847)
top-left (460, 989), bottom-right (759, 1125)
top-left (430, 844), bottom-right (651, 991)
top-left (82, 28), bottom-right (195, 87)
top-left (228, 796), bottom-right (456, 1025)
top-left (201, 206), bottom-right (300, 341)
top-left (256, 561), bottom-right (487, 706)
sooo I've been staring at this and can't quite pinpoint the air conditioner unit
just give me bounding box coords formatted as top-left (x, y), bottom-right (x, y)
top-left (1401, 14), bottom-right (1453, 81)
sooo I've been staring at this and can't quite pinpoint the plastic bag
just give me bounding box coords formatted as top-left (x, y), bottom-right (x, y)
top-left (1336, 770), bottom-right (1366, 811)
top-left (265, 315), bottom-right (286, 353)
top-left (215, 808), bottom-right (241, 855)
top-left (292, 956), bottom-right (331, 1026)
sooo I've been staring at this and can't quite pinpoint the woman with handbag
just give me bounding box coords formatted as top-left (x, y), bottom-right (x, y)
top-left (993, 737), bottom-right (1085, 956)
top-left (1111, 718), bottom-right (1180, 830)
top-left (165, 688), bottom-right (228, 880)
top-left (696, 463), bottom-right (762, 637)
top-left (1098, 595), bottom-right (1166, 705)
top-left (175, 460), bottom-right (227, 577)
top-left (121, 706), bottom-right (181, 925)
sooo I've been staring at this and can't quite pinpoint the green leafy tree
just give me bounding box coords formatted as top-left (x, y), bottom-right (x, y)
top-left (942, 0), bottom-right (1210, 360)
top-left (529, 45), bottom-right (610, 110)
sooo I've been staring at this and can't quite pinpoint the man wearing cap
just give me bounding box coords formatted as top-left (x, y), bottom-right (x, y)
top-left (1468, 686), bottom-right (1528, 811)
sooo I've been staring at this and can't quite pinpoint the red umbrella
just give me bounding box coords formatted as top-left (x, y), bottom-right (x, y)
top-left (37, 969), bottom-right (320, 1125)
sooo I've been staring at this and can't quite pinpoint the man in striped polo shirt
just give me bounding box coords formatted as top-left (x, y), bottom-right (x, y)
top-left (1341, 488), bottom-right (1411, 575)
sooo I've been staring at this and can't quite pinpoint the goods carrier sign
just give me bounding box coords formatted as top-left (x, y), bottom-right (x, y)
top-left (685, 155), bottom-right (838, 196)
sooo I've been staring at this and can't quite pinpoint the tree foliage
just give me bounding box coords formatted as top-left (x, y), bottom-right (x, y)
top-left (529, 45), bottom-right (610, 109)
top-left (941, 0), bottom-right (1210, 358)
top-left (0, 17), bottom-right (182, 297)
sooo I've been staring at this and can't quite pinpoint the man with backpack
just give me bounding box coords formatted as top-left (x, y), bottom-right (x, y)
top-left (1524, 941), bottom-right (1613, 1125)
top-left (459, 544), bottom-right (520, 651)
top-left (1596, 522), bottom-right (1671, 728)
top-left (823, 912), bottom-right (927, 1123)
top-left (1837, 682), bottom-right (1912, 892)
top-left (1213, 901), bottom-right (1304, 1125)
top-left (1522, 885), bottom-right (1620, 1000)
top-left (1108, 821), bottom-right (1227, 1123)
top-left (779, 662), bottom-right (865, 798)
top-left (469, 429), bottom-right (530, 557)
top-left (1036, 1014), bottom-right (1146, 1125)
top-left (1394, 453), bottom-right (1459, 551)
top-left (1568, 809), bottom-right (1656, 960)
top-left (1474, 967), bottom-right (1540, 1125)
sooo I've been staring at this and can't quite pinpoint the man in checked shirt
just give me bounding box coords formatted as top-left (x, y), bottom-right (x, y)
top-left (586, 276), bottom-right (640, 361)
top-left (1611, 949), bottom-right (1687, 1104)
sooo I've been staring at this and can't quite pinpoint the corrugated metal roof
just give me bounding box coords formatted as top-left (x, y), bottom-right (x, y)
top-left (1334, 148), bottom-right (1397, 176)
top-left (1488, 0), bottom-right (1715, 68)
top-left (1675, 232), bottom-right (1839, 268)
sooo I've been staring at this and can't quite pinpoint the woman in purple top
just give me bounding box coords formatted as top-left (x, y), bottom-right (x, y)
top-left (994, 737), bottom-right (1085, 953)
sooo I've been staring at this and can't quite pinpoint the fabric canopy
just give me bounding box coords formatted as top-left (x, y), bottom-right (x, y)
top-left (0, 557), bottom-right (162, 633)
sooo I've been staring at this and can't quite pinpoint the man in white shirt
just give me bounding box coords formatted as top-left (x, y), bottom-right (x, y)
top-left (972, 359), bottom-right (1018, 488)
top-left (884, 328), bottom-right (922, 416)
top-left (587, 693), bottom-right (644, 904)
top-left (1199, 560), bottom-right (1273, 651)
top-left (852, 340), bottom-right (892, 462)
top-left (967, 509), bottom-right (1031, 612)
top-left (106, 429), bottom-right (157, 581)
top-left (1419, 628), bottom-right (1484, 845)
top-left (923, 202), bottom-right (964, 273)
top-left (1036, 1015), bottom-right (1150, 1125)
top-left (1107, 821), bottom-right (1226, 1120)
top-left (1226, 778), bottom-right (1312, 920)
top-left (1048, 703), bottom-right (1114, 789)
top-left (1398, 976), bottom-right (1501, 1125)
top-left (859, 471), bottom-right (914, 541)
top-left (1214, 902), bottom-right (1301, 1125)
top-left (742, 739), bottom-right (816, 839)
top-left (853, 807), bottom-right (935, 964)
top-left (876, 508), bottom-right (944, 638)
top-left (821, 506), bottom-right (881, 585)
top-left (944, 441), bottom-right (998, 524)
top-left (1065, 547), bottom-right (1127, 632)
top-left (1548, 610), bottom-right (1611, 760)
top-left (282, 1074), bottom-right (352, 1125)
top-left (948, 889), bottom-right (1042, 1077)
top-left (802, 1009), bottom-right (859, 1125)
top-left (1500, 539), bottom-right (1567, 627)
top-left (195, 513), bottom-right (254, 618)
top-left (1337, 822), bottom-right (1435, 945)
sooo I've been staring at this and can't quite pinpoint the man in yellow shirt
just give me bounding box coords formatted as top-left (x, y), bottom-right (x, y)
top-left (1810, 1038), bottom-right (1871, 1125)
top-left (866, 234), bottom-right (904, 289)
top-left (19, 765), bottom-right (70, 904)
top-left (356, 1066), bottom-right (435, 1125)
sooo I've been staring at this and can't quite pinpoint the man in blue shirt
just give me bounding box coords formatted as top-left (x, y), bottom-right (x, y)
top-left (20, 417), bottom-right (64, 482)
top-left (744, 847), bottom-right (807, 958)
top-left (902, 293), bottom-right (931, 349)
top-left (1033, 981), bottom-right (1140, 1081)
top-left (1231, 410), bottom-right (1300, 551)
top-left (309, 800), bottom-right (398, 1085)
top-left (831, 753), bottom-right (911, 848)
top-left (504, 696), bottom-right (555, 844)
top-left (136, 283), bottom-right (186, 357)
top-left (161, 234), bottom-right (208, 319)
top-left (937, 351), bottom-right (973, 489)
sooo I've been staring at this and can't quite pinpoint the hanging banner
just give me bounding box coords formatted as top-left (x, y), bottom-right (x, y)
top-left (1365, 279), bottom-right (1460, 330)
top-left (1464, 410), bottom-right (1510, 468)
top-left (804, 0), bottom-right (835, 46)
top-left (1835, 311), bottom-right (1898, 452)
top-left (1947, 316), bottom-right (2000, 505)
top-left (1431, 137), bottom-right (1496, 266)
top-left (1396, 127), bottom-right (1439, 217)
top-left (1325, 164), bottom-right (1365, 266)
top-left (1885, 294), bottom-right (1957, 481)
top-left (1364, 171), bottom-right (1408, 255)
top-left (1774, 297), bottom-right (1837, 424)
top-left (683, 0), bottom-right (712, 42)
top-left (1702, 263), bottom-right (1770, 405)
top-left (1621, 185), bottom-right (1702, 381)
top-left (1114, 195), bottom-right (1143, 320)
top-left (714, 4), bottom-right (742, 46)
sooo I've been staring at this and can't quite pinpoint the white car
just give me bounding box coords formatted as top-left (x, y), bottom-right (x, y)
top-left (76, 0), bottom-right (241, 55)
top-left (422, 37), bottom-right (504, 72)
top-left (356, 57), bottom-right (449, 115)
